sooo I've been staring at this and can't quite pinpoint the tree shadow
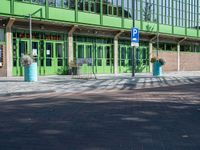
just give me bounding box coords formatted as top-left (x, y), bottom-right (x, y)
top-left (0, 83), bottom-right (200, 150)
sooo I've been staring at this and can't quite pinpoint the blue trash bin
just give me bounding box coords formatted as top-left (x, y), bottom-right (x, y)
top-left (153, 61), bottom-right (162, 76)
top-left (24, 62), bottom-right (38, 82)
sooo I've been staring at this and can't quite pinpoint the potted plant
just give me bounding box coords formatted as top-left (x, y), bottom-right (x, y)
top-left (151, 57), bottom-right (166, 76)
top-left (21, 54), bottom-right (38, 82)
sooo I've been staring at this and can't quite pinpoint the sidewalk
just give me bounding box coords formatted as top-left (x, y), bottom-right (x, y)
top-left (0, 71), bottom-right (200, 96)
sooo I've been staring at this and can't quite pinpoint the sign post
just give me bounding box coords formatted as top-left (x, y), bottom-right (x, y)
top-left (131, 28), bottom-right (139, 47)
top-left (131, 27), bottom-right (139, 77)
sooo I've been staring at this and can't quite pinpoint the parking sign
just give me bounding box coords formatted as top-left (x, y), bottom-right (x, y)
top-left (131, 28), bottom-right (139, 47)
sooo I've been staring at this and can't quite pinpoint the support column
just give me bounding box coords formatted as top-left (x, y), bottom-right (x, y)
top-left (6, 18), bottom-right (15, 77)
top-left (114, 31), bottom-right (124, 75)
top-left (149, 42), bottom-right (153, 73)
top-left (177, 44), bottom-right (180, 71)
top-left (68, 25), bottom-right (77, 65)
top-left (114, 38), bottom-right (118, 75)
top-left (149, 35), bottom-right (157, 73)
top-left (177, 37), bottom-right (187, 72)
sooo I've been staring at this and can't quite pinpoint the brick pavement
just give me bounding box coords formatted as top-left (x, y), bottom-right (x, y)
top-left (0, 72), bottom-right (200, 96)
top-left (0, 81), bottom-right (200, 150)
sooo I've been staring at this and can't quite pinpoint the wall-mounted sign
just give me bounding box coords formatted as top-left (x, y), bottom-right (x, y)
top-left (32, 49), bottom-right (38, 56)
top-left (46, 50), bottom-right (50, 55)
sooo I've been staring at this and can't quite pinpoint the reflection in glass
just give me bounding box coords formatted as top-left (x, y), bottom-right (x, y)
top-left (56, 43), bottom-right (63, 66)
top-left (46, 43), bottom-right (53, 66)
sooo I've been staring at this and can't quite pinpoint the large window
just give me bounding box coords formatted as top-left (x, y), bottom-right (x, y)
top-left (19, 0), bottom-right (200, 28)
top-left (78, 0), bottom-right (100, 13)
top-left (0, 29), bottom-right (4, 42)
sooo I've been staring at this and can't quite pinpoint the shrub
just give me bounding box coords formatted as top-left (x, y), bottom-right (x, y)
top-left (159, 58), bottom-right (166, 66)
top-left (21, 54), bottom-right (33, 67)
top-left (150, 57), bottom-right (166, 66)
top-left (150, 57), bottom-right (157, 63)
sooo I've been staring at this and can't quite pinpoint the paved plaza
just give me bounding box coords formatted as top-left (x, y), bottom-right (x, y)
top-left (0, 71), bottom-right (200, 96)
top-left (0, 72), bottom-right (200, 150)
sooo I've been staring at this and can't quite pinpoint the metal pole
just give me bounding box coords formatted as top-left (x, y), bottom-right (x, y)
top-left (156, 33), bottom-right (159, 58)
top-left (132, 0), bottom-right (135, 77)
top-left (156, 0), bottom-right (159, 58)
top-left (29, 14), bottom-right (32, 55)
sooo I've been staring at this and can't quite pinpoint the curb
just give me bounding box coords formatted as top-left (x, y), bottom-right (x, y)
top-left (0, 90), bottom-right (56, 97)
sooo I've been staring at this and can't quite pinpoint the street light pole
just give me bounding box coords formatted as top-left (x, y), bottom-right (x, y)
top-left (29, 14), bottom-right (32, 55)
top-left (132, 0), bottom-right (135, 77)
top-left (28, 8), bottom-right (42, 56)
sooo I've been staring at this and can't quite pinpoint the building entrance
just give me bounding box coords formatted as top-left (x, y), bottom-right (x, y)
top-left (13, 39), bottom-right (65, 76)
top-left (75, 43), bottom-right (114, 74)
top-left (95, 44), bottom-right (114, 74)
top-left (118, 45), bottom-right (149, 73)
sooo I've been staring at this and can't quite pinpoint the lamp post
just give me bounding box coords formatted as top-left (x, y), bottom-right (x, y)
top-left (29, 14), bottom-right (32, 55)
top-left (28, 8), bottom-right (42, 55)
top-left (131, 0), bottom-right (135, 77)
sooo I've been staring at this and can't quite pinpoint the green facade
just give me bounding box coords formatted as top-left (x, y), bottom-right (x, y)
top-left (0, 0), bottom-right (200, 37)
top-left (1, 0), bottom-right (200, 76)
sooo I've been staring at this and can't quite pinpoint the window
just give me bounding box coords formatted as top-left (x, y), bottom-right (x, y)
top-left (0, 29), bottom-right (4, 42)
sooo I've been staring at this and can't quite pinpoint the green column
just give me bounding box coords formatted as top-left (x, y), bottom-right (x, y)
top-left (140, 0), bottom-right (143, 30)
top-left (122, 0), bottom-right (124, 28)
top-left (157, 0), bottom-right (159, 32)
top-left (185, 0), bottom-right (187, 36)
top-left (197, 0), bottom-right (199, 37)
top-left (100, 0), bottom-right (103, 25)
top-left (10, 0), bottom-right (14, 14)
top-left (75, 0), bottom-right (78, 22)
top-left (172, 0), bottom-right (174, 34)
top-left (45, 0), bottom-right (49, 19)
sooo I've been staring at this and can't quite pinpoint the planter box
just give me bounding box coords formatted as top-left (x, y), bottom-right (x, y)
top-left (24, 62), bottom-right (38, 82)
top-left (153, 61), bottom-right (162, 76)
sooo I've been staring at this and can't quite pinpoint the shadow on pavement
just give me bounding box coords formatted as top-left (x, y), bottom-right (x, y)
top-left (0, 83), bottom-right (200, 150)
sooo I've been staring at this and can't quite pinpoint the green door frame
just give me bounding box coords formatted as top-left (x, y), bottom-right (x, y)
top-left (41, 40), bottom-right (65, 75)
top-left (118, 45), bottom-right (150, 73)
top-left (76, 42), bottom-right (94, 75)
top-left (95, 44), bottom-right (113, 74)
top-left (13, 39), bottom-right (29, 76)
top-left (55, 41), bottom-right (65, 75)
top-left (44, 41), bottom-right (56, 75)
top-left (135, 46), bottom-right (150, 73)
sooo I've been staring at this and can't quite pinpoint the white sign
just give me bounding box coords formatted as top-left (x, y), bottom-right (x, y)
top-left (131, 43), bottom-right (139, 47)
top-left (32, 49), bottom-right (37, 56)
top-left (46, 50), bottom-right (50, 55)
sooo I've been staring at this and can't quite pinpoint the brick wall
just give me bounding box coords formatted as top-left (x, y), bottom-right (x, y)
top-left (0, 44), bottom-right (7, 77)
top-left (153, 50), bottom-right (178, 71)
top-left (180, 52), bottom-right (200, 71)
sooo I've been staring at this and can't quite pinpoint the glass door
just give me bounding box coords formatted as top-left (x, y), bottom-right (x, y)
top-left (104, 45), bottom-right (113, 73)
top-left (135, 47), bottom-right (150, 72)
top-left (119, 46), bottom-right (128, 73)
top-left (95, 44), bottom-right (113, 74)
top-left (127, 47), bottom-right (133, 73)
top-left (39, 41), bottom-right (45, 75)
top-left (32, 41), bottom-right (40, 74)
top-left (95, 45), bottom-right (104, 74)
top-left (55, 42), bottom-right (65, 74)
top-left (44, 42), bottom-right (56, 75)
top-left (76, 43), bottom-right (93, 74)
top-left (13, 39), bottom-right (29, 76)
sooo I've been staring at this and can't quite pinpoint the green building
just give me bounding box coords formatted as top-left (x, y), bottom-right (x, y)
top-left (0, 0), bottom-right (200, 77)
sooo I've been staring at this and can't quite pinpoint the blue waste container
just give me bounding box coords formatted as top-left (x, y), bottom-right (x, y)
top-left (153, 61), bottom-right (162, 76)
top-left (24, 62), bottom-right (38, 82)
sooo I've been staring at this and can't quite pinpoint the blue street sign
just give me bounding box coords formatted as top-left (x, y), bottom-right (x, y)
top-left (131, 28), bottom-right (139, 47)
